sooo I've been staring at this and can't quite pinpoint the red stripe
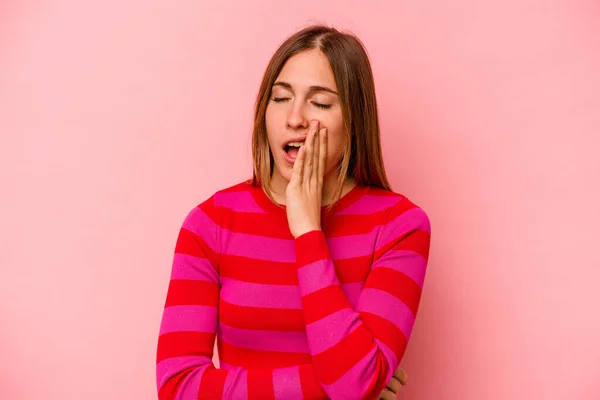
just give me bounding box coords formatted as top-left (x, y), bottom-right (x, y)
top-left (218, 206), bottom-right (292, 238)
top-left (299, 364), bottom-right (328, 399)
top-left (312, 324), bottom-right (376, 384)
top-left (198, 368), bottom-right (228, 399)
top-left (334, 255), bottom-right (372, 283)
top-left (324, 209), bottom-right (391, 237)
top-left (165, 280), bottom-right (219, 307)
top-left (360, 311), bottom-right (408, 361)
top-left (295, 230), bottom-right (330, 266)
top-left (218, 339), bottom-right (311, 369)
top-left (301, 285), bottom-right (350, 325)
top-left (363, 267), bottom-right (422, 315)
top-left (219, 300), bottom-right (305, 331)
top-left (247, 370), bottom-right (276, 400)
top-left (156, 331), bottom-right (214, 363)
top-left (175, 228), bottom-right (219, 268)
top-left (220, 254), bottom-right (297, 285)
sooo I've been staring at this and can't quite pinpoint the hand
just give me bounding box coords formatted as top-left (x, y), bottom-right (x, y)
top-left (286, 120), bottom-right (328, 238)
top-left (379, 366), bottom-right (408, 399)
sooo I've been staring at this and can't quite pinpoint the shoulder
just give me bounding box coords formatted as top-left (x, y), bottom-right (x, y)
top-left (365, 186), bottom-right (431, 233)
top-left (182, 179), bottom-right (254, 228)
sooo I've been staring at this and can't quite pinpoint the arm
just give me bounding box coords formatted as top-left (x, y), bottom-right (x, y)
top-left (156, 200), bottom-right (329, 400)
top-left (294, 198), bottom-right (431, 400)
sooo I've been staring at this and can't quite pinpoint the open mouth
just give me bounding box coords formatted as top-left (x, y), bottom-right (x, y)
top-left (284, 141), bottom-right (305, 161)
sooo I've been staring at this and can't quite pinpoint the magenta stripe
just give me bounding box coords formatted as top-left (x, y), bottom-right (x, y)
top-left (356, 288), bottom-right (415, 340)
top-left (341, 282), bottom-right (364, 309)
top-left (372, 250), bottom-right (427, 287)
top-left (156, 355), bottom-right (211, 391)
top-left (215, 191), bottom-right (267, 213)
top-left (322, 345), bottom-right (379, 398)
top-left (273, 366), bottom-right (304, 400)
top-left (305, 308), bottom-right (361, 354)
top-left (218, 322), bottom-right (309, 353)
top-left (326, 230), bottom-right (378, 259)
top-left (220, 277), bottom-right (302, 309)
top-left (375, 207), bottom-right (431, 251)
top-left (218, 228), bottom-right (296, 262)
top-left (171, 254), bottom-right (218, 282)
top-left (223, 367), bottom-right (248, 400)
top-left (159, 305), bottom-right (217, 335)
top-left (219, 361), bottom-right (235, 370)
top-left (182, 207), bottom-right (219, 252)
top-left (374, 339), bottom-right (398, 379)
top-left (338, 194), bottom-right (402, 215)
top-left (297, 259), bottom-right (337, 297)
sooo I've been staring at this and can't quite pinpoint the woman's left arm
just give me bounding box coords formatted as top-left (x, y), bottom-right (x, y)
top-left (287, 123), bottom-right (431, 399)
top-left (294, 200), bottom-right (430, 400)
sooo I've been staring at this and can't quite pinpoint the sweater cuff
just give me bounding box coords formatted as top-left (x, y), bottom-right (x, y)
top-left (294, 230), bottom-right (330, 267)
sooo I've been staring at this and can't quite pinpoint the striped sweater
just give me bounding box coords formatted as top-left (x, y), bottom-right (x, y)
top-left (156, 180), bottom-right (431, 400)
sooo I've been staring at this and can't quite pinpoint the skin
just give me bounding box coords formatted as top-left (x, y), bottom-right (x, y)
top-left (265, 49), bottom-right (409, 399)
top-left (265, 48), bottom-right (354, 206)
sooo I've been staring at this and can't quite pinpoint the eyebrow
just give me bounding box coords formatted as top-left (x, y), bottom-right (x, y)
top-left (273, 81), bottom-right (338, 95)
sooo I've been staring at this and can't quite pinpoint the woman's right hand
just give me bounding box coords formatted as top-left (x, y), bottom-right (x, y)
top-left (379, 366), bottom-right (408, 399)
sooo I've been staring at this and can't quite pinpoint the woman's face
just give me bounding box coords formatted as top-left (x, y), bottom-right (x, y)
top-left (265, 49), bottom-right (345, 186)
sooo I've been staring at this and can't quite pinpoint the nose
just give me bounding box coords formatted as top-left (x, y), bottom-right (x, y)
top-left (286, 99), bottom-right (309, 131)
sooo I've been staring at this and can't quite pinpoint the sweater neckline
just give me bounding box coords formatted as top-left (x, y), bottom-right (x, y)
top-left (247, 179), bottom-right (369, 216)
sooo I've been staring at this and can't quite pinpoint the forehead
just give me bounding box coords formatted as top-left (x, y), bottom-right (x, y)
top-left (275, 49), bottom-right (337, 90)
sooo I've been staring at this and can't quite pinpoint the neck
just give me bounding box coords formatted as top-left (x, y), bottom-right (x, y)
top-left (268, 169), bottom-right (355, 206)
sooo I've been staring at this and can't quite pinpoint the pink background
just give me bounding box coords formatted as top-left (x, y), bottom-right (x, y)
top-left (1, 1), bottom-right (599, 399)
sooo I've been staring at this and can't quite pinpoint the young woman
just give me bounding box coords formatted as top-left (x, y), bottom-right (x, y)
top-left (156, 24), bottom-right (431, 400)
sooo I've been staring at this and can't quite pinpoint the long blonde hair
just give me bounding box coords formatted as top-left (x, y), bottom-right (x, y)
top-left (251, 24), bottom-right (391, 206)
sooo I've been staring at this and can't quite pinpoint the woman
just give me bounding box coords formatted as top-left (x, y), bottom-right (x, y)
top-left (156, 24), bottom-right (431, 400)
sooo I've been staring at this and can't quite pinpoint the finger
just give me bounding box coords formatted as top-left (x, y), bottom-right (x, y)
top-left (386, 376), bottom-right (402, 394)
top-left (311, 125), bottom-right (320, 186)
top-left (379, 388), bottom-right (397, 400)
top-left (303, 121), bottom-right (318, 187)
top-left (393, 368), bottom-right (408, 386)
top-left (290, 145), bottom-right (305, 187)
top-left (317, 127), bottom-right (327, 194)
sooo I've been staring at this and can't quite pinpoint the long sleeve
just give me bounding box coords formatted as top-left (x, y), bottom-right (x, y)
top-left (294, 197), bottom-right (431, 400)
top-left (156, 200), bottom-right (329, 400)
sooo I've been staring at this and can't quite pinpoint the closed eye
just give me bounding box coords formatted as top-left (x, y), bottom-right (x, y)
top-left (271, 97), bottom-right (332, 110)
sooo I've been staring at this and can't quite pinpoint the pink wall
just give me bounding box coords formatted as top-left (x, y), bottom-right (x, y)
top-left (1, 1), bottom-right (599, 399)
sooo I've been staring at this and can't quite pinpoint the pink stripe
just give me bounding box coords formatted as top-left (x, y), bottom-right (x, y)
top-left (183, 207), bottom-right (219, 252)
top-left (356, 288), bottom-right (415, 340)
top-left (372, 250), bottom-right (427, 287)
top-left (297, 259), bottom-right (337, 297)
top-left (156, 355), bottom-right (211, 391)
top-left (375, 207), bottom-right (431, 251)
top-left (212, 209), bottom-right (428, 262)
top-left (341, 282), bottom-right (364, 309)
top-left (174, 365), bottom-right (208, 400)
top-left (220, 361), bottom-right (235, 370)
top-left (171, 254), bottom-right (218, 282)
top-left (374, 339), bottom-right (398, 378)
top-left (223, 367), bottom-right (248, 400)
top-left (305, 308), bottom-right (361, 354)
top-left (338, 194), bottom-right (402, 215)
top-left (159, 305), bottom-right (217, 335)
top-left (322, 345), bottom-right (379, 399)
top-left (215, 191), bottom-right (267, 213)
top-left (273, 366), bottom-right (304, 400)
top-left (218, 322), bottom-right (309, 353)
top-left (220, 278), bottom-right (301, 309)
top-left (219, 229), bottom-right (296, 262)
